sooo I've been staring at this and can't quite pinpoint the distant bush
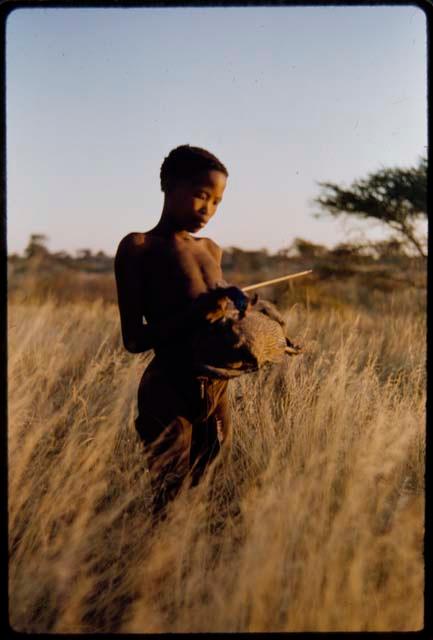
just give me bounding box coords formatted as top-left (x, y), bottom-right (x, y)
top-left (8, 235), bottom-right (425, 307)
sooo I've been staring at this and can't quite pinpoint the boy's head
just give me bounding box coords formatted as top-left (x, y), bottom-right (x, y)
top-left (160, 145), bottom-right (228, 233)
top-left (160, 145), bottom-right (228, 193)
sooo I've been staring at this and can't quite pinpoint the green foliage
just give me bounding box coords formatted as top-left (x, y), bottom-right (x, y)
top-left (315, 157), bottom-right (427, 258)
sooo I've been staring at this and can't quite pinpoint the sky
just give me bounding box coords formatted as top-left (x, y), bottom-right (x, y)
top-left (6, 4), bottom-right (427, 256)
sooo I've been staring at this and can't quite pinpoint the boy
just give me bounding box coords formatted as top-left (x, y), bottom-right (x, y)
top-left (115, 145), bottom-right (249, 517)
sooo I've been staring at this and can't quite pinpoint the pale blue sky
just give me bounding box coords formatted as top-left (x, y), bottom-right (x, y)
top-left (6, 5), bottom-right (427, 255)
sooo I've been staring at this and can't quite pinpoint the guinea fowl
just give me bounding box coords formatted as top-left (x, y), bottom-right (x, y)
top-left (190, 288), bottom-right (302, 379)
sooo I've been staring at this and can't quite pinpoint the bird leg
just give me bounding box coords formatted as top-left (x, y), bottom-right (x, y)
top-left (284, 337), bottom-right (303, 355)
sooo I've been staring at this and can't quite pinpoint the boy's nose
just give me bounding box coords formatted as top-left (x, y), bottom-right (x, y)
top-left (200, 204), bottom-right (212, 218)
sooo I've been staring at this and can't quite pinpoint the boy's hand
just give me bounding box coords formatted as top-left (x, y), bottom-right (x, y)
top-left (195, 286), bottom-right (251, 323)
top-left (221, 286), bottom-right (250, 314)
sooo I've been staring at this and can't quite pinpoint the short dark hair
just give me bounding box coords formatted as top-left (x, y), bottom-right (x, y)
top-left (160, 144), bottom-right (228, 193)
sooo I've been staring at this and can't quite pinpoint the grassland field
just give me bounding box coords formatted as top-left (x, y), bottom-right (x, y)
top-left (7, 270), bottom-right (426, 632)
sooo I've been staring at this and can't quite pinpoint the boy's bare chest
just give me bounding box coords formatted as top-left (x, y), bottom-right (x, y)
top-left (144, 237), bottom-right (222, 301)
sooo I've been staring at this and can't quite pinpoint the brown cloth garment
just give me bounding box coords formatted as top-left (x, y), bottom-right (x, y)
top-left (135, 353), bottom-right (232, 516)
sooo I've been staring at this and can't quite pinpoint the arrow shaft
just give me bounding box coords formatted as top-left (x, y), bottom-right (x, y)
top-left (241, 270), bottom-right (312, 293)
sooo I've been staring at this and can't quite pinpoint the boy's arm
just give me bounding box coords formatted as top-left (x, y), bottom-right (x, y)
top-left (115, 234), bottom-right (156, 353)
top-left (149, 287), bottom-right (241, 341)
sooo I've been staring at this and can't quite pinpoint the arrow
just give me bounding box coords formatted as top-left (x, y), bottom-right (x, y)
top-left (241, 270), bottom-right (313, 293)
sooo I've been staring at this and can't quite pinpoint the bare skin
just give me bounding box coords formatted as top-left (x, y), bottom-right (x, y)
top-left (115, 169), bottom-right (243, 518)
top-left (115, 170), bottom-right (237, 357)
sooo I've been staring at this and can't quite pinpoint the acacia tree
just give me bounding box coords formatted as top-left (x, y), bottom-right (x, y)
top-left (314, 157), bottom-right (427, 258)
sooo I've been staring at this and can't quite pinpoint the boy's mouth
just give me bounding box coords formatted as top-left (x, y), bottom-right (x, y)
top-left (192, 218), bottom-right (206, 229)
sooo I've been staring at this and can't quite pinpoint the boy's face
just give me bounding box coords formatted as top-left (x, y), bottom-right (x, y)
top-left (166, 170), bottom-right (227, 233)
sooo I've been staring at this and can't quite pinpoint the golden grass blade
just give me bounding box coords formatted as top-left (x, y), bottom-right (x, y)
top-left (7, 284), bottom-right (425, 633)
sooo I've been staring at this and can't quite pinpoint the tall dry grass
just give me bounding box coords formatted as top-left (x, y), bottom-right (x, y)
top-left (8, 288), bottom-right (425, 632)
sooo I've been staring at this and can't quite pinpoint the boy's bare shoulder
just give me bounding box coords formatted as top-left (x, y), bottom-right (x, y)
top-left (116, 232), bottom-right (151, 260)
top-left (197, 236), bottom-right (223, 262)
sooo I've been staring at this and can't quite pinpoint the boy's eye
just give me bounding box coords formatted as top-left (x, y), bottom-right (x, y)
top-left (195, 192), bottom-right (209, 200)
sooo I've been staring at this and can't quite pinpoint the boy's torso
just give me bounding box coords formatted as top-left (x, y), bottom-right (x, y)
top-left (130, 230), bottom-right (223, 325)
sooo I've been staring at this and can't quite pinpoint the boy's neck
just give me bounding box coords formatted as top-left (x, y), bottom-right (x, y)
top-left (151, 211), bottom-right (190, 240)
